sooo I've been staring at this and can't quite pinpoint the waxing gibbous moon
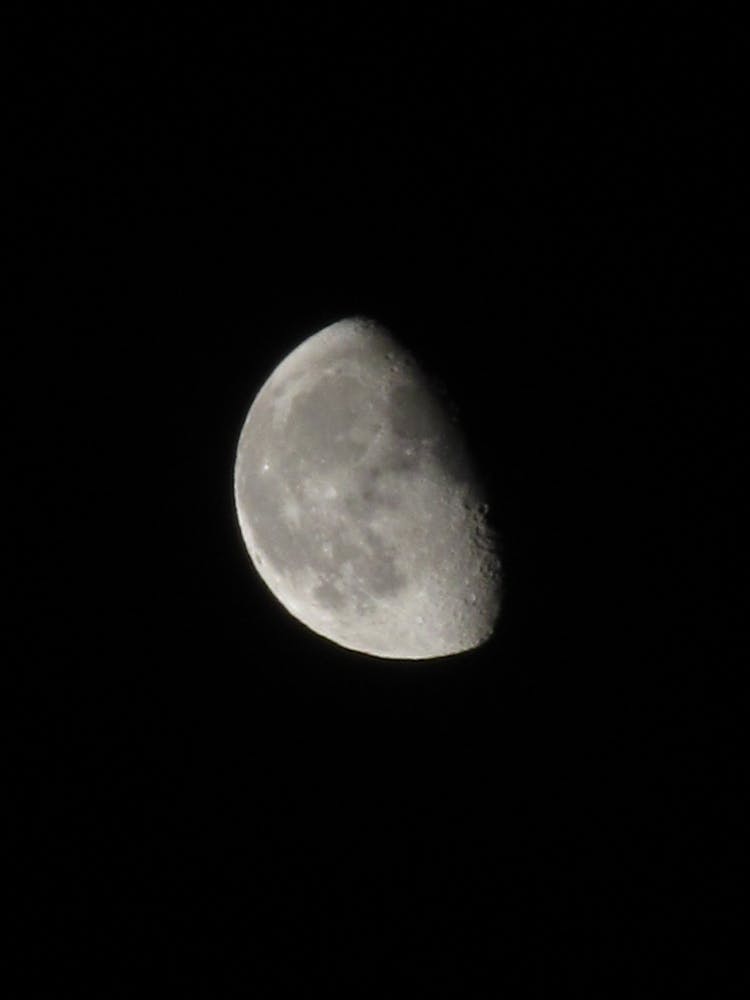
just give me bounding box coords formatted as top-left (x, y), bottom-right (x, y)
top-left (233, 317), bottom-right (501, 659)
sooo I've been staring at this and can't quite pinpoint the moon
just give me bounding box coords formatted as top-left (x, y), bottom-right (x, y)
top-left (233, 317), bottom-right (501, 659)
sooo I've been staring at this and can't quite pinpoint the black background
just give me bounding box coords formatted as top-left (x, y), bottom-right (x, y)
top-left (10, 7), bottom-right (744, 995)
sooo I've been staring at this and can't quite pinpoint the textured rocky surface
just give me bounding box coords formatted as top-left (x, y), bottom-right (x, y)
top-left (234, 317), bottom-right (501, 659)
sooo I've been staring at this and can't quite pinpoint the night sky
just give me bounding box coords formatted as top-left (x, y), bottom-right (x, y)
top-left (10, 8), bottom-right (743, 994)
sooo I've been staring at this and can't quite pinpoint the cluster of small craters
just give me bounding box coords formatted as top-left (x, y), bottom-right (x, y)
top-left (466, 499), bottom-right (502, 578)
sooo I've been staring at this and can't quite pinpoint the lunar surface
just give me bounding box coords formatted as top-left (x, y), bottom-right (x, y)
top-left (233, 316), bottom-right (501, 659)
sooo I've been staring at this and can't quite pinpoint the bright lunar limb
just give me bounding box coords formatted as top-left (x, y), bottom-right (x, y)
top-left (233, 316), bottom-right (501, 659)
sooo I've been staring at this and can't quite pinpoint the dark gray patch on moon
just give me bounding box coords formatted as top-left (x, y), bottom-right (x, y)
top-left (312, 580), bottom-right (346, 610)
top-left (388, 383), bottom-right (444, 442)
top-left (429, 418), bottom-right (475, 485)
top-left (358, 526), bottom-right (408, 596)
top-left (285, 373), bottom-right (374, 468)
top-left (388, 380), bottom-right (475, 485)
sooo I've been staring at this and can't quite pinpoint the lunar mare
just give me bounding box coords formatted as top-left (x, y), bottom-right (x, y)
top-left (233, 316), bottom-right (501, 659)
